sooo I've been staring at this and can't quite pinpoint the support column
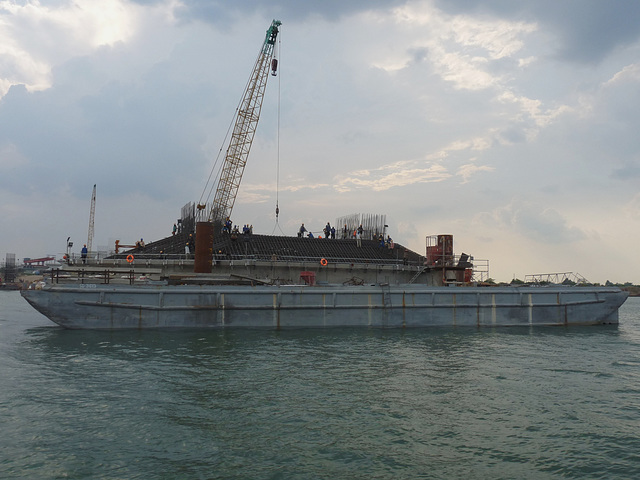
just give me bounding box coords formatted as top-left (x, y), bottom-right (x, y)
top-left (194, 221), bottom-right (214, 273)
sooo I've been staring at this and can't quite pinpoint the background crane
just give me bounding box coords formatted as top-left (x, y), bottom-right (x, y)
top-left (87, 184), bottom-right (96, 253)
top-left (199, 19), bottom-right (281, 227)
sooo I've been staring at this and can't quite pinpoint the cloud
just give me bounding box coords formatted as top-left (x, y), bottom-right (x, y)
top-left (431, 136), bottom-right (493, 157)
top-left (449, 16), bottom-right (536, 60)
top-left (236, 180), bottom-right (331, 203)
top-left (335, 161), bottom-right (451, 192)
top-left (626, 193), bottom-right (640, 221)
top-left (483, 201), bottom-right (587, 244)
top-left (376, 2), bottom-right (537, 91)
top-left (167, 0), bottom-right (405, 24)
top-left (432, 0), bottom-right (640, 64)
top-left (604, 63), bottom-right (640, 87)
top-left (0, 142), bottom-right (29, 172)
top-left (0, 0), bottom-right (144, 98)
top-left (492, 91), bottom-right (573, 146)
top-left (456, 161), bottom-right (494, 183)
top-left (611, 162), bottom-right (640, 181)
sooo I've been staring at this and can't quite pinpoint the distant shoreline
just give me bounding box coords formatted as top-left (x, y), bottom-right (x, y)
top-left (0, 274), bottom-right (43, 290)
top-left (621, 286), bottom-right (640, 297)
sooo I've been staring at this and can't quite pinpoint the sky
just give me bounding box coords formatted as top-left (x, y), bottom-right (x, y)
top-left (1, 0), bottom-right (639, 284)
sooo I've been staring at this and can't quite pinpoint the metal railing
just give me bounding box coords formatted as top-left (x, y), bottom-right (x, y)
top-left (524, 272), bottom-right (589, 285)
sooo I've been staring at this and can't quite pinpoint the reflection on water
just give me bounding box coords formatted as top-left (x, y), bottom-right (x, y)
top-left (23, 318), bottom-right (622, 357)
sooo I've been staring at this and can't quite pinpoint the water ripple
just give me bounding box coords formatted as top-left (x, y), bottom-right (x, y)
top-left (2, 293), bottom-right (640, 479)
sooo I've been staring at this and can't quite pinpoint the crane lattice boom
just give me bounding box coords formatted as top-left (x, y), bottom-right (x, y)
top-left (208, 19), bottom-right (281, 224)
top-left (87, 184), bottom-right (96, 252)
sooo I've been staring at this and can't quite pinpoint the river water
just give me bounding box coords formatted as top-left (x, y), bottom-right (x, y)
top-left (1, 291), bottom-right (640, 479)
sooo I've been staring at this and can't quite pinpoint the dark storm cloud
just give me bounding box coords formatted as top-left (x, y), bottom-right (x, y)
top-left (0, 55), bottom-right (212, 200)
top-left (0, 84), bottom-right (85, 190)
top-left (611, 163), bottom-right (640, 180)
top-left (494, 202), bottom-right (586, 244)
top-left (433, 0), bottom-right (640, 64)
top-left (124, 0), bottom-right (640, 65)
top-left (131, 0), bottom-right (405, 24)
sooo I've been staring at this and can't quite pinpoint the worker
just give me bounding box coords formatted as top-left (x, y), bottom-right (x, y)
top-left (81, 244), bottom-right (88, 264)
top-left (187, 234), bottom-right (195, 255)
top-left (298, 223), bottom-right (307, 238)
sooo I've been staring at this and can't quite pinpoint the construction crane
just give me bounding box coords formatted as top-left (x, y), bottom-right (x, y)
top-left (87, 184), bottom-right (96, 252)
top-left (200, 19), bottom-right (281, 226)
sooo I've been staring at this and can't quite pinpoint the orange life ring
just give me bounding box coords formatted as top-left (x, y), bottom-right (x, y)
top-left (320, 258), bottom-right (328, 266)
top-left (126, 254), bottom-right (134, 263)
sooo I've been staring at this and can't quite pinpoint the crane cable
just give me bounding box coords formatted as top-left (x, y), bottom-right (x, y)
top-left (273, 28), bottom-right (285, 235)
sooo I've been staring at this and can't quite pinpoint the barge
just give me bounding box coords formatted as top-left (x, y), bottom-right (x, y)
top-left (20, 232), bottom-right (629, 329)
top-left (21, 283), bottom-right (627, 329)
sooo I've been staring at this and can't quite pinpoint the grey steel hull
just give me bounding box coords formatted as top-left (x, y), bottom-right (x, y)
top-left (20, 284), bottom-right (628, 329)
